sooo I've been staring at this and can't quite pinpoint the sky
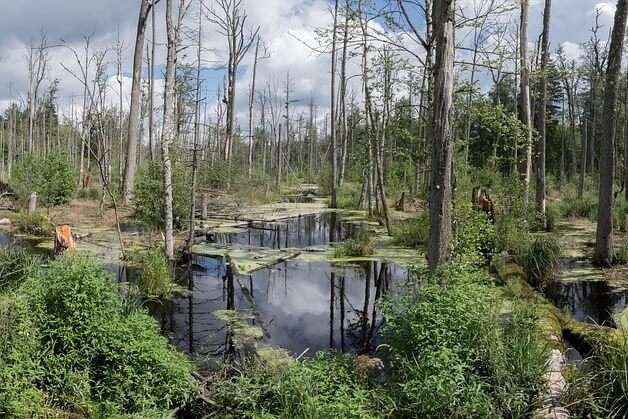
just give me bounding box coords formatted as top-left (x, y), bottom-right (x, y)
top-left (0, 0), bottom-right (620, 125)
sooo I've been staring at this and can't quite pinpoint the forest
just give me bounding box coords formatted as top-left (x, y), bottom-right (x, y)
top-left (2, 0), bottom-right (628, 417)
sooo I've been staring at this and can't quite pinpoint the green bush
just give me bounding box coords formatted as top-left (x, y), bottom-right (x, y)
top-left (126, 248), bottom-right (173, 298)
top-left (12, 153), bottom-right (77, 207)
top-left (393, 213), bottom-right (429, 248)
top-left (495, 215), bottom-right (531, 256)
top-left (0, 249), bottom-right (40, 291)
top-left (13, 210), bottom-right (53, 236)
top-left (334, 228), bottom-right (374, 258)
top-left (557, 196), bottom-right (597, 219)
top-left (0, 257), bottom-right (196, 417)
top-left (77, 186), bottom-right (102, 201)
top-left (382, 266), bottom-right (546, 418)
top-left (521, 236), bottom-right (561, 288)
top-left (208, 352), bottom-right (390, 419)
top-left (133, 160), bottom-right (191, 229)
top-left (615, 199), bottom-right (628, 232)
top-left (453, 201), bottom-right (496, 266)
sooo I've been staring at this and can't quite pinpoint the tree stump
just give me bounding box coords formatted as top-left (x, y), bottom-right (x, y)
top-left (28, 192), bottom-right (37, 215)
top-left (201, 193), bottom-right (208, 219)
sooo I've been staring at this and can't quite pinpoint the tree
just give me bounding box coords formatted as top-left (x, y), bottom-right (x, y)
top-left (123, 0), bottom-right (158, 205)
top-left (330, 0), bottom-right (340, 209)
top-left (535, 0), bottom-right (551, 220)
top-left (519, 0), bottom-right (533, 207)
top-left (594, 0), bottom-right (628, 265)
top-left (427, 0), bottom-right (455, 269)
top-left (205, 0), bottom-right (259, 188)
top-left (161, 0), bottom-right (189, 259)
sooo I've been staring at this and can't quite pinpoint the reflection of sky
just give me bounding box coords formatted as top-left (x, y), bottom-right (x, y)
top-left (161, 256), bottom-right (409, 357)
top-left (546, 280), bottom-right (628, 327)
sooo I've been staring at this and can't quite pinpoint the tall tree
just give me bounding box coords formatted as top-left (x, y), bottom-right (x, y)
top-left (123, 0), bottom-right (158, 205)
top-left (330, 0), bottom-right (340, 209)
top-left (427, 0), bottom-right (455, 269)
top-left (535, 0), bottom-right (551, 220)
top-left (595, 0), bottom-right (628, 265)
top-left (519, 0), bottom-right (533, 207)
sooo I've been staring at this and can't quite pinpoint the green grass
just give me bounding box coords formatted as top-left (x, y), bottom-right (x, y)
top-left (125, 248), bottom-right (174, 298)
top-left (13, 210), bottom-right (53, 236)
top-left (520, 236), bottom-right (561, 289)
top-left (392, 214), bottom-right (429, 248)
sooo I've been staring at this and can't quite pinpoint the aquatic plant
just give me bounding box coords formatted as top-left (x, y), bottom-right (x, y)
top-left (392, 213), bottom-right (429, 248)
top-left (126, 247), bottom-right (174, 298)
top-left (452, 201), bottom-right (496, 266)
top-left (13, 210), bottom-right (53, 236)
top-left (521, 236), bottom-right (561, 288)
top-left (333, 228), bottom-right (374, 258)
top-left (0, 256), bottom-right (196, 417)
top-left (0, 248), bottom-right (40, 291)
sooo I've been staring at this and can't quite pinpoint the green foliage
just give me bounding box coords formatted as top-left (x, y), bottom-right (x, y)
top-left (208, 353), bottom-right (389, 419)
top-left (614, 198), bottom-right (628, 232)
top-left (545, 204), bottom-right (559, 232)
top-left (0, 256), bottom-right (196, 417)
top-left (13, 210), bottom-right (53, 236)
top-left (557, 196), bottom-right (597, 219)
top-left (392, 213), bottom-right (429, 248)
top-left (333, 228), bottom-right (374, 258)
top-left (495, 215), bottom-right (531, 256)
top-left (132, 159), bottom-right (191, 229)
top-left (12, 153), bottom-right (77, 207)
top-left (0, 249), bottom-right (40, 291)
top-left (382, 266), bottom-right (546, 418)
top-left (453, 201), bottom-right (496, 266)
top-left (521, 236), bottom-right (561, 288)
top-left (336, 182), bottom-right (363, 210)
top-left (77, 186), bottom-right (102, 201)
top-left (126, 248), bottom-right (173, 298)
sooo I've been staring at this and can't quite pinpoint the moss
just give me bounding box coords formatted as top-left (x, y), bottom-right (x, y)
top-left (214, 309), bottom-right (264, 349)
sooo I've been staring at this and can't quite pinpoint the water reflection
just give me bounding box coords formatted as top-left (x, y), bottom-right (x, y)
top-left (546, 280), bottom-right (628, 327)
top-left (152, 257), bottom-right (409, 357)
top-left (210, 212), bottom-right (361, 248)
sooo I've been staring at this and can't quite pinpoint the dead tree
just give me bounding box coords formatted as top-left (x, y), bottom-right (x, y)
top-left (595, 0), bottom-right (628, 265)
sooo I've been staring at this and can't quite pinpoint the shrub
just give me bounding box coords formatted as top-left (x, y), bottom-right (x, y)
top-left (557, 196), bottom-right (597, 219)
top-left (521, 236), bottom-right (561, 288)
top-left (12, 153), bottom-right (77, 207)
top-left (495, 215), bottom-right (531, 256)
top-left (126, 248), bottom-right (173, 298)
top-left (208, 352), bottom-right (389, 419)
top-left (382, 265), bottom-right (546, 418)
top-left (453, 201), bottom-right (496, 266)
top-left (0, 249), bottom-right (40, 291)
top-left (0, 257), bottom-right (196, 416)
top-left (393, 213), bottom-right (429, 248)
top-left (13, 210), bottom-right (53, 236)
top-left (545, 204), bottom-right (559, 232)
top-left (334, 228), bottom-right (374, 258)
top-left (615, 199), bottom-right (628, 232)
top-left (133, 160), bottom-right (191, 229)
top-left (77, 186), bottom-right (102, 201)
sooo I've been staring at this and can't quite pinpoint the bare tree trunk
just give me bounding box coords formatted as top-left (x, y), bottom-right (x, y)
top-left (330, 0), bottom-right (339, 209)
top-left (247, 36), bottom-right (260, 179)
top-left (427, 0), bottom-right (455, 270)
top-left (520, 0), bottom-right (533, 207)
top-left (338, 0), bottom-right (350, 186)
top-left (535, 0), bottom-right (551, 221)
top-left (149, 0), bottom-right (156, 161)
top-left (578, 116), bottom-right (588, 198)
top-left (595, 0), bottom-right (628, 265)
top-left (162, 0), bottom-right (178, 259)
top-left (123, 0), bottom-right (153, 204)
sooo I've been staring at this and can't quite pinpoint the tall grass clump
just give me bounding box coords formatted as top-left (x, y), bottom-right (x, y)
top-left (521, 236), bottom-right (561, 288)
top-left (393, 213), bottom-right (429, 248)
top-left (495, 214), bottom-right (531, 257)
top-left (13, 210), bottom-right (53, 236)
top-left (0, 248), bottom-right (40, 291)
top-left (206, 352), bottom-right (390, 419)
top-left (126, 247), bottom-right (174, 298)
top-left (0, 256), bottom-right (196, 417)
top-left (557, 196), bottom-right (597, 219)
top-left (334, 228), bottom-right (374, 258)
